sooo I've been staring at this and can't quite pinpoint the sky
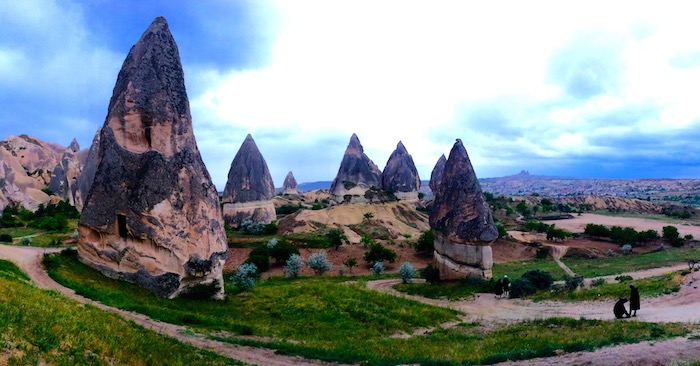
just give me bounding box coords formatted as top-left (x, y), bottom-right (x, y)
top-left (3, 1), bottom-right (700, 189)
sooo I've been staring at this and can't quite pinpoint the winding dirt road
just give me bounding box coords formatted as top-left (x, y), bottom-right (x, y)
top-left (0, 244), bottom-right (349, 366)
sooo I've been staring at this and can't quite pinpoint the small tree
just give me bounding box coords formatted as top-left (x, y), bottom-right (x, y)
top-left (0, 234), bottom-right (12, 243)
top-left (399, 262), bottom-right (416, 283)
top-left (231, 263), bottom-right (258, 291)
top-left (284, 254), bottom-right (304, 278)
top-left (245, 244), bottom-right (270, 272)
top-left (343, 257), bottom-right (358, 273)
top-left (307, 251), bottom-right (332, 275)
top-left (360, 235), bottom-right (376, 248)
top-left (364, 243), bottom-right (396, 264)
top-left (663, 226), bottom-right (683, 247)
top-left (420, 264), bottom-right (441, 283)
top-left (371, 261), bottom-right (385, 276)
top-left (20, 237), bottom-right (32, 246)
top-left (326, 228), bottom-right (349, 250)
top-left (622, 244), bottom-right (632, 255)
top-left (269, 239), bottom-right (300, 264)
top-left (363, 212), bottom-right (374, 222)
top-left (414, 229), bottom-right (435, 256)
top-left (496, 223), bottom-right (508, 239)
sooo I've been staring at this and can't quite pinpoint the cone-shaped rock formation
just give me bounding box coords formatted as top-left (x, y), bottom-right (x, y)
top-left (222, 134), bottom-right (276, 227)
top-left (329, 133), bottom-right (382, 203)
top-left (48, 138), bottom-right (83, 208)
top-left (429, 139), bottom-right (497, 280)
top-left (78, 17), bottom-right (228, 299)
top-left (282, 171), bottom-right (298, 195)
top-left (381, 141), bottom-right (420, 200)
top-left (429, 154), bottom-right (446, 197)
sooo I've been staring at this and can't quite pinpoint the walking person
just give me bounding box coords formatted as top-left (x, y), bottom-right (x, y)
top-left (502, 275), bottom-right (510, 298)
top-left (629, 283), bottom-right (640, 317)
top-left (614, 297), bottom-right (630, 319)
top-left (494, 278), bottom-right (503, 298)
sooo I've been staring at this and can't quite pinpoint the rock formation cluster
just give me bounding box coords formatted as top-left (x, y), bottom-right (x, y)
top-left (381, 141), bottom-right (421, 200)
top-left (77, 17), bottom-right (228, 299)
top-left (282, 171), bottom-right (298, 195)
top-left (429, 139), bottom-right (498, 280)
top-left (329, 134), bottom-right (383, 203)
top-left (222, 134), bottom-right (276, 227)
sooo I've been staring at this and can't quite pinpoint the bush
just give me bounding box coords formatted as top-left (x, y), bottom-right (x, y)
top-left (590, 278), bottom-right (606, 287)
top-left (509, 277), bottom-right (536, 298)
top-left (180, 281), bottom-right (222, 300)
top-left (523, 220), bottom-right (550, 233)
top-left (371, 262), bottom-right (385, 276)
top-left (420, 264), bottom-right (441, 283)
top-left (610, 226), bottom-right (638, 245)
top-left (269, 239), bottom-right (300, 264)
top-left (584, 223), bottom-right (611, 238)
top-left (622, 244), bottom-right (632, 255)
top-left (307, 251), bottom-right (332, 275)
top-left (496, 223), bottom-right (508, 239)
top-left (615, 275), bottom-right (633, 283)
top-left (283, 254), bottom-right (304, 278)
top-left (606, 249), bottom-right (615, 257)
top-left (20, 237), bottom-right (32, 246)
top-left (414, 229), bottom-right (435, 256)
top-left (563, 275), bottom-right (584, 291)
top-left (245, 244), bottom-right (270, 272)
top-left (536, 245), bottom-right (549, 259)
top-left (663, 225), bottom-right (683, 247)
top-left (521, 270), bottom-right (554, 290)
top-left (546, 226), bottom-right (572, 241)
top-left (343, 257), bottom-right (358, 273)
top-left (364, 243), bottom-right (396, 264)
top-left (326, 228), bottom-right (348, 250)
top-left (230, 263), bottom-right (258, 291)
top-left (0, 233), bottom-right (12, 243)
top-left (685, 234), bottom-right (694, 241)
top-left (239, 219), bottom-right (265, 235)
top-left (399, 262), bottom-right (416, 283)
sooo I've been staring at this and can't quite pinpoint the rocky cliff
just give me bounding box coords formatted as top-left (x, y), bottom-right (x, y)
top-left (381, 141), bottom-right (420, 200)
top-left (78, 17), bottom-right (228, 299)
top-left (222, 134), bottom-right (276, 227)
top-left (429, 154), bottom-right (446, 197)
top-left (429, 139), bottom-right (497, 280)
top-left (329, 133), bottom-right (382, 203)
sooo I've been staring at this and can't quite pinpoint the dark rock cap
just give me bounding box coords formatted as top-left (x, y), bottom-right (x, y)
top-left (429, 139), bottom-right (497, 243)
top-left (222, 134), bottom-right (275, 203)
top-left (429, 154), bottom-right (446, 194)
top-left (381, 141), bottom-right (420, 193)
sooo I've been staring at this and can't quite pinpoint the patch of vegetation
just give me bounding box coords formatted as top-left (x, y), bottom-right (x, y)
top-left (493, 258), bottom-right (568, 280)
top-left (363, 242), bottom-right (397, 264)
top-left (413, 229), bottom-right (434, 256)
top-left (565, 247), bottom-right (700, 278)
top-left (0, 260), bottom-right (240, 365)
top-left (276, 203), bottom-right (303, 215)
top-left (45, 253), bottom-right (691, 365)
top-left (285, 231), bottom-right (333, 249)
top-left (348, 221), bottom-right (393, 241)
top-left (530, 272), bottom-right (683, 301)
top-left (394, 276), bottom-right (493, 300)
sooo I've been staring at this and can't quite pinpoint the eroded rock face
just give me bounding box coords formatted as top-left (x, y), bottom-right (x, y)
top-left (329, 133), bottom-right (382, 203)
top-left (74, 128), bottom-right (101, 211)
top-left (381, 141), bottom-right (420, 200)
top-left (78, 17), bottom-right (227, 299)
top-left (429, 154), bottom-right (446, 197)
top-left (49, 139), bottom-right (83, 208)
top-left (222, 134), bottom-right (276, 227)
top-left (0, 135), bottom-right (64, 211)
top-left (282, 171), bottom-right (298, 195)
top-left (429, 139), bottom-right (497, 280)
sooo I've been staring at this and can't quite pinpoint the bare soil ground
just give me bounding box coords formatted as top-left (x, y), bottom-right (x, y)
top-left (552, 213), bottom-right (700, 237)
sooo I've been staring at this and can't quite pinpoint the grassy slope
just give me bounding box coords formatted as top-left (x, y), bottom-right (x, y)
top-left (565, 247), bottom-right (700, 278)
top-left (0, 260), bottom-right (241, 366)
top-left (45, 251), bottom-right (691, 365)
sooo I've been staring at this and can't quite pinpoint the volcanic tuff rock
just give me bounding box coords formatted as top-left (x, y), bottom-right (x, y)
top-left (429, 154), bottom-right (446, 197)
top-left (282, 171), bottom-right (298, 195)
top-left (222, 134), bottom-right (276, 227)
top-left (48, 138), bottom-right (83, 208)
top-left (78, 17), bottom-right (228, 299)
top-left (74, 128), bottom-right (101, 211)
top-left (329, 133), bottom-right (383, 203)
top-left (0, 135), bottom-right (65, 211)
top-left (381, 141), bottom-right (420, 200)
top-left (429, 139), bottom-right (498, 280)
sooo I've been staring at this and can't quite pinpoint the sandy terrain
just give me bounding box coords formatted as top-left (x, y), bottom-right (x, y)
top-left (551, 213), bottom-right (700, 237)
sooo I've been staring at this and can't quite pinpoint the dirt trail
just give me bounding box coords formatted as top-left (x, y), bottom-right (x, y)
top-left (544, 244), bottom-right (576, 276)
top-left (0, 244), bottom-right (350, 366)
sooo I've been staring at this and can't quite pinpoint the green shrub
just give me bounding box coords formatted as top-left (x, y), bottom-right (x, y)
top-left (615, 275), bottom-right (633, 283)
top-left (245, 244), bottom-right (270, 272)
top-left (536, 246), bottom-right (549, 259)
top-left (590, 278), bottom-right (606, 287)
top-left (399, 262), bottom-right (416, 283)
top-left (326, 228), bottom-right (348, 250)
top-left (521, 270), bottom-right (554, 290)
top-left (622, 244), bottom-right (632, 255)
top-left (230, 263), bottom-right (257, 291)
top-left (584, 223), bottom-right (611, 237)
top-left (269, 239), bottom-right (300, 264)
top-left (0, 233), bottom-right (12, 243)
top-left (180, 281), bottom-right (222, 300)
top-left (420, 264), bottom-right (441, 283)
top-left (414, 229), bottom-right (435, 256)
top-left (20, 237), bottom-right (32, 246)
top-left (563, 275), bottom-right (584, 291)
top-left (509, 277), bottom-right (536, 298)
top-left (363, 243), bottom-right (396, 264)
top-left (283, 254), bottom-right (304, 278)
top-left (371, 262), bottom-right (385, 276)
top-left (307, 251), bottom-right (332, 275)
top-left (496, 223), bottom-right (508, 239)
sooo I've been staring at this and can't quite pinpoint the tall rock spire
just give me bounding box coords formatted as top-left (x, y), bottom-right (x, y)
top-left (381, 141), bottom-right (420, 200)
top-left (282, 171), bottom-right (298, 195)
top-left (429, 154), bottom-right (446, 197)
top-left (329, 133), bottom-right (382, 203)
top-left (429, 139), bottom-right (497, 280)
top-left (78, 17), bottom-right (228, 299)
top-left (222, 134), bottom-right (276, 226)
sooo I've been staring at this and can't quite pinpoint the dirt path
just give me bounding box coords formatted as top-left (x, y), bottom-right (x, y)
top-left (0, 244), bottom-right (350, 366)
top-left (544, 244), bottom-right (576, 276)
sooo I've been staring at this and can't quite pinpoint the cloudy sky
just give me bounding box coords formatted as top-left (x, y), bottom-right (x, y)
top-left (2, 1), bottom-right (700, 189)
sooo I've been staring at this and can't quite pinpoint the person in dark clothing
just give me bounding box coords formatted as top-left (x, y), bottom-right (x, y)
top-left (502, 275), bottom-right (510, 298)
top-left (614, 297), bottom-right (630, 319)
top-left (494, 279), bottom-right (503, 298)
top-left (629, 283), bottom-right (640, 317)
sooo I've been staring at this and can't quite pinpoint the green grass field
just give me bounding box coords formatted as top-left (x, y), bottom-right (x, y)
top-left (565, 247), bottom-right (700, 278)
top-left (44, 250), bottom-right (692, 365)
top-left (531, 272), bottom-right (684, 301)
top-left (0, 259), bottom-right (242, 366)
